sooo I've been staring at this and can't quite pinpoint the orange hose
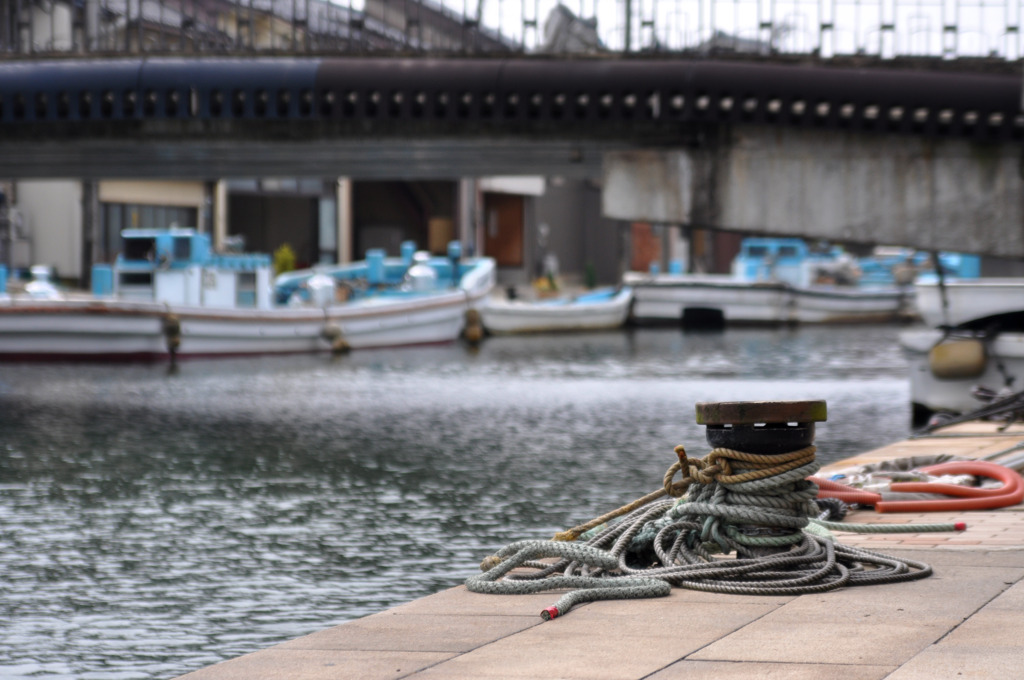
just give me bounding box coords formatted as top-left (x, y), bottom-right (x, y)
top-left (887, 480), bottom-right (1017, 498)
top-left (809, 477), bottom-right (883, 505)
top-left (876, 461), bottom-right (1023, 513)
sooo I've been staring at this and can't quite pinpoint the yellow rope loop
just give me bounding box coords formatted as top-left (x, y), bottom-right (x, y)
top-left (710, 446), bottom-right (816, 467)
top-left (663, 445), bottom-right (699, 497)
top-left (708, 445), bottom-right (817, 484)
top-left (664, 444), bottom-right (737, 490)
top-left (693, 461), bottom-right (727, 484)
top-left (662, 460), bottom-right (684, 497)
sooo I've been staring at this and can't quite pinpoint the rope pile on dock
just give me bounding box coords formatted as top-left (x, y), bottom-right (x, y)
top-left (467, 443), bottom-right (945, 620)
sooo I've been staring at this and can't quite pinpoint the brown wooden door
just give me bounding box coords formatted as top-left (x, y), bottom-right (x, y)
top-left (483, 192), bottom-right (523, 267)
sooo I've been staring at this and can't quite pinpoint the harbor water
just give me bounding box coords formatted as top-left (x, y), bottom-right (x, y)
top-left (2, 325), bottom-right (914, 679)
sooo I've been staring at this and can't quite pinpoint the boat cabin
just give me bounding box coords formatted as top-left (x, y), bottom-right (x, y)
top-left (94, 228), bottom-right (274, 309)
top-left (730, 238), bottom-right (852, 288)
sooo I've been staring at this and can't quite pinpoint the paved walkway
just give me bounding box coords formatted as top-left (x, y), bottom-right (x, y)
top-left (178, 422), bottom-right (1024, 680)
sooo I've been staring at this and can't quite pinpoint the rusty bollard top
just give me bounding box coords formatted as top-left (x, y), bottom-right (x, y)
top-left (695, 401), bottom-right (827, 426)
top-left (695, 400), bottom-right (827, 456)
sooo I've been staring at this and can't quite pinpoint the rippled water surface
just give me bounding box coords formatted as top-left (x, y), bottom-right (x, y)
top-left (1, 325), bottom-right (913, 679)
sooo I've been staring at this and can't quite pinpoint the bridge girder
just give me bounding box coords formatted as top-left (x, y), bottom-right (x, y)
top-left (604, 127), bottom-right (1024, 258)
top-left (2, 56), bottom-right (1023, 257)
top-left (0, 56), bottom-right (1020, 149)
top-left (0, 137), bottom-right (612, 179)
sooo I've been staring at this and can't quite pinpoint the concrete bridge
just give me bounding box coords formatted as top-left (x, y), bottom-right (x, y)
top-left (1, 55), bottom-right (1022, 256)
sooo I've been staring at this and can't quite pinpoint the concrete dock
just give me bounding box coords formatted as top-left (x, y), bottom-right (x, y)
top-left (179, 421), bottom-right (1024, 680)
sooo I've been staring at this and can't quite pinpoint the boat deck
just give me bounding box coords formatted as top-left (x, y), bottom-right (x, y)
top-left (178, 422), bottom-right (1024, 680)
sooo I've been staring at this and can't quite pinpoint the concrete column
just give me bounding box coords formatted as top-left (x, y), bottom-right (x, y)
top-left (200, 180), bottom-right (215, 235)
top-left (336, 177), bottom-right (352, 264)
top-left (84, 0), bottom-right (99, 51)
top-left (473, 183), bottom-right (483, 257)
top-left (316, 194), bottom-right (335, 264)
top-left (80, 180), bottom-right (99, 288)
top-left (457, 178), bottom-right (478, 255)
top-left (213, 180), bottom-right (228, 251)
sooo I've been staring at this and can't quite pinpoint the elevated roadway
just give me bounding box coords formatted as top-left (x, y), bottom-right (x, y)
top-left (1, 56), bottom-right (1022, 254)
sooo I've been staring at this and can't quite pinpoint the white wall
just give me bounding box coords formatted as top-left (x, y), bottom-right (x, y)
top-left (17, 181), bottom-right (82, 280)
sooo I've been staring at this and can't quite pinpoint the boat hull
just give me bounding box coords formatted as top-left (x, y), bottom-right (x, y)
top-left (916, 278), bottom-right (1024, 327)
top-left (480, 287), bottom-right (633, 334)
top-left (900, 328), bottom-right (1024, 416)
top-left (623, 273), bottom-right (908, 325)
top-left (791, 286), bottom-right (911, 323)
top-left (0, 266), bottom-right (493, 361)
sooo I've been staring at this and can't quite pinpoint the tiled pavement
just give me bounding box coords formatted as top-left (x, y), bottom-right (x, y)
top-left (178, 422), bottom-right (1024, 680)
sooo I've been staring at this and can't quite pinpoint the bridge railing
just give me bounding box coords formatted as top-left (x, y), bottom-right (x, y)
top-left (1, 0), bottom-right (1021, 60)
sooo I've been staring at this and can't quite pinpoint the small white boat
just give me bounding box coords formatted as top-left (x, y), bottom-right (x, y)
top-left (624, 274), bottom-right (789, 325)
top-left (480, 285), bottom-right (633, 334)
top-left (790, 285), bottom-right (915, 323)
top-left (914, 277), bottom-right (1024, 327)
top-left (625, 238), bottom-right (912, 326)
top-left (0, 229), bottom-right (495, 361)
top-left (899, 277), bottom-right (1024, 422)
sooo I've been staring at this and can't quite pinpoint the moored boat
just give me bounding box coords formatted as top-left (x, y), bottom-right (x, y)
top-left (0, 229), bottom-right (495, 361)
top-left (479, 285), bottom-right (633, 334)
top-left (899, 276), bottom-right (1024, 423)
top-left (625, 238), bottom-right (912, 326)
top-left (624, 274), bottom-right (789, 326)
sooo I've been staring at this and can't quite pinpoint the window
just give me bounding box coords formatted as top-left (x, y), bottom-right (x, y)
top-left (100, 203), bottom-right (199, 261)
top-left (236, 272), bottom-right (257, 307)
top-left (123, 237), bottom-right (156, 261)
top-left (119, 272), bottom-right (153, 286)
top-left (172, 236), bottom-right (192, 260)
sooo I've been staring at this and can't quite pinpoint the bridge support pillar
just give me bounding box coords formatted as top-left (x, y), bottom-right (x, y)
top-left (337, 178), bottom-right (352, 264)
top-left (80, 180), bottom-right (99, 288)
top-left (457, 179), bottom-right (478, 256)
top-left (602, 128), bottom-right (1024, 257)
top-left (213, 180), bottom-right (228, 252)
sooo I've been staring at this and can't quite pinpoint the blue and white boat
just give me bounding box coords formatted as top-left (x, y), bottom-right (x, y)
top-left (479, 285), bottom-right (634, 334)
top-left (625, 238), bottom-right (916, 326)
top-left (0, 229), bottom-right (495, 361)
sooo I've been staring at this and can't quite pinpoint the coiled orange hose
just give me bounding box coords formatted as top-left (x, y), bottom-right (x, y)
top-left (812, 461), bottom-right (1023, 514)
top-left (875, 461), bottom-right (1023, 513)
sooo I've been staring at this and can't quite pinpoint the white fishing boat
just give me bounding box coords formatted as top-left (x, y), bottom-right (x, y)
top-left (623, 274), bottom-right (789, 325)
top-left (899, 276), bottom-right (1024, 422)
top-left (625, 238), bottom-right (914, 326)
top-left (0, 229), bottom-right (495, 361)
top-left (913, 277), bottom-right (1024, 328)
top-left (480, 285), bottom-right (633, 334)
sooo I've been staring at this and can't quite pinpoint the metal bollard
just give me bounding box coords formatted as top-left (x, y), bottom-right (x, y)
top-left (695, 400), bottom-right (827, 455)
